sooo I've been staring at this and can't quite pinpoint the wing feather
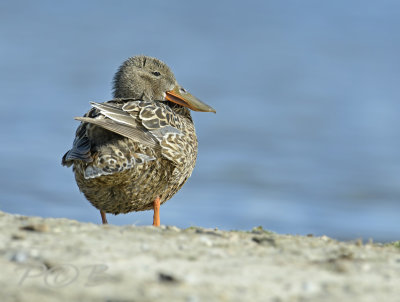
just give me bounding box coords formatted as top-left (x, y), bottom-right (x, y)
top-left (74, 116), bottom-right (159, 149)
top-left (66, 99), bottom-right (188, 168)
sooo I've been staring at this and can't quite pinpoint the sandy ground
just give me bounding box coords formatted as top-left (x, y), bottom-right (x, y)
top-left (0, 210), bottom-right (399, 302)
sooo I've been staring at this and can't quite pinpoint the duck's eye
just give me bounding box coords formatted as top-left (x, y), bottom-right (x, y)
top-left (152, 71), bottom-right (161, 76)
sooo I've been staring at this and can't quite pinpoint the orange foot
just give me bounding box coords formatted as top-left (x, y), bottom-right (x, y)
top-left (153, 196), bottom-right (161, 227)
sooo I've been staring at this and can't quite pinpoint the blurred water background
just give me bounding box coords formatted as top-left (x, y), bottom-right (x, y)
top-left (1, 0), bottom-right (399, 242)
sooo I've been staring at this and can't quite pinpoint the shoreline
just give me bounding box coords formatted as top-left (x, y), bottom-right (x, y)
top-left (1, 210), bottom-right (399, 301)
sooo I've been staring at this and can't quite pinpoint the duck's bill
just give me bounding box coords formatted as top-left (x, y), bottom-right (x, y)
top-left (165, 85), bottom-right (216, 113)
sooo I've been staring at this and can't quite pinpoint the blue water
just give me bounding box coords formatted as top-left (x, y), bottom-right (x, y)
top-left (1, 1), bottom-right (400, 242)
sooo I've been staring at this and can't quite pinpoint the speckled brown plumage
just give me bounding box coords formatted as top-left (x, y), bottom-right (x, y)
top-left (62, 55), bottom-right (215, 225)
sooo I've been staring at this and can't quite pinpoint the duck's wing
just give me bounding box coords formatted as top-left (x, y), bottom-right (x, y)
top-left (64, 100), bottom-right (185, 165)
top-left (123, 101), bottom-right (188, 167)
top-left (62, 100), bottom-right (161, 176)
top-left (77, 100), bottom-right (186, 166)
top-left (75, 101), bottom-right (160, 149)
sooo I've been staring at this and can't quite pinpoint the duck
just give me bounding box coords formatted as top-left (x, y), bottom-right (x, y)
top-left (62, 55), bottom-right (215, 226)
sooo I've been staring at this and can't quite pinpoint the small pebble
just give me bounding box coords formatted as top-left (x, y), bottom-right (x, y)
top-left (10, 251), bottom-right (28, 263)
top-left (199, 236), bottom-right (213, 247)
top-left (11, 233), bottom-right (26, 240)
top-left (20, 224), bottom-right (49, 232)
top-left (158, 272), bottom-right (179, 283)
top-left (166, 225), bottom-right (181, 232)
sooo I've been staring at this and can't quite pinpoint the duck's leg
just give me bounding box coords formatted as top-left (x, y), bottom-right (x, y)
top-left (153, 196), bottom-right (161, 227)
top-left (100, 210), bottom-right (108, 224)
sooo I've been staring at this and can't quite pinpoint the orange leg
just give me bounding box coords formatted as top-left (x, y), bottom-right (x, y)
top-left (100, 210), bottom-right (108, 224)
top-left (153, 197), bottom-right (161, 227)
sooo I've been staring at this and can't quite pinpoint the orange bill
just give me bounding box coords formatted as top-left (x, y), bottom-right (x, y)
top-left (165, 85), bottom-right (216, 113)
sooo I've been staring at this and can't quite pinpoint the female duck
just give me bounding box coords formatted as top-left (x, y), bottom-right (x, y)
top-left (62, 55), bottom-right (215, 226)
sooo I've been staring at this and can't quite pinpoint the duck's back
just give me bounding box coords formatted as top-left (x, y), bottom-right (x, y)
top-left (62, 99), bottom-right (198, 214)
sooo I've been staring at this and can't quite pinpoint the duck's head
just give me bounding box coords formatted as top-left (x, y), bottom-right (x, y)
top-left (113, 55), bottom-right (215, 113)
